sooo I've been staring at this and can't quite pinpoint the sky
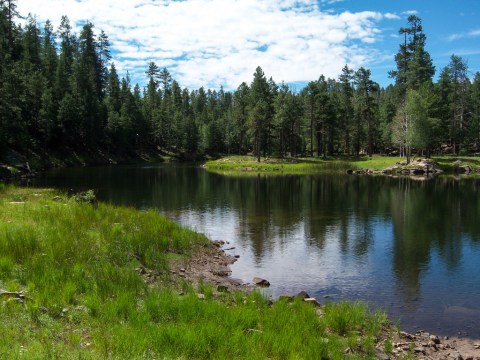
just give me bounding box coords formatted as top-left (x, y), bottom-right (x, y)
top-left (16, 0), bottom-right (480, 91)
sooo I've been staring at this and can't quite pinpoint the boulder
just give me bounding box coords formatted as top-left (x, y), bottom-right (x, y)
top-left (411, 168), bottom-right (425, 175)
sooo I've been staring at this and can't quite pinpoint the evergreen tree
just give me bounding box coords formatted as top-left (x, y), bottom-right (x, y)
top-left (248, 66), bottom-right (273, 161)
top-left (354, 67), bottom-right (378, 156)
top-left (338, 65), bottom-right (354, 155)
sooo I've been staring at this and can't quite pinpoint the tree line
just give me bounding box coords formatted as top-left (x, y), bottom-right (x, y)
top-left (1, 1), bottom-right (480, 163)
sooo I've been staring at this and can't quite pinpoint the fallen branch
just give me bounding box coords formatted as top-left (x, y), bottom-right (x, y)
top-left (0, 290), bottom-right (28, 300)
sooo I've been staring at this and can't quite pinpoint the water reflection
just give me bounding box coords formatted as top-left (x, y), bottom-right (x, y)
top-left (34, 165), bottom-right (480, 336)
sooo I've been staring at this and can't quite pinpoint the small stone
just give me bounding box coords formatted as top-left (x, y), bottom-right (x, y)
top-left (413, 347), bottom-right (425, 354)
top-left (465, 356), bottom-right (474, 360)
top-left (253, 277), bottom-right (270, 287)
top-left (234, 255), bottom-right (240, 258)
top-left (213, 270), bottom-right (229, 276)
top-left (197, 294), bottom-right (205, 300)
top-left (376, 353), bottom-right (389, 360)
top-left (445, 336), bottom-right (450, 340)
top-left (400, 331), bottom-right (415, 340)
top-left (430, 335), bottom-right (441, 344)
top-left (304, 298), bottom-right (322, 307)
top-left (179, 268), bottom-right (186, 272)
top-left (296, 291), bottom-right (310, 300)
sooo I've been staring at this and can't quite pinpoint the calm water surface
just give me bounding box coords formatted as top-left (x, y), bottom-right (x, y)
top-left (33, 164), bottom-right (480, 337)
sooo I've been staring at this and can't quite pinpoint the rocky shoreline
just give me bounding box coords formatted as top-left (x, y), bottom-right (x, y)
top-left (347, 158), bottom-right (480, 179)
top-left (156, 239), bottom-right (480, 360)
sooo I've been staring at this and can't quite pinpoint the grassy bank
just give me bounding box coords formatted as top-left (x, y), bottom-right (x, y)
top-left (205, 155), bottom-right (480, 174)
top-left (0, 185), bottom-right (389, 359)
top-left (204, 155), bottom-right (354, 174)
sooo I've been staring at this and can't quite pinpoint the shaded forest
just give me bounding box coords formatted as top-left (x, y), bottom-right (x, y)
top-left (1, 1), bottom-right (480, 165)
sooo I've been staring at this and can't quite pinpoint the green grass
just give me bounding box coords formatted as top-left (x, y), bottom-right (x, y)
top-left (205, 154), bottom-right (480, 174)
top-left (0, 186), bottom-right (388, 359)
top-left (433, 155), bottom-right (480, 172)
top-left (205, 155), bottom-right (355, 174)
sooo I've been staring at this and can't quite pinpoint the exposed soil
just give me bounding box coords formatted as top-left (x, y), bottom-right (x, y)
top-left (168, 240), bottom-right (252, 293)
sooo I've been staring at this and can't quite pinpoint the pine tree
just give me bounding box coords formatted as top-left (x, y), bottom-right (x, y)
top-left (354, 67), bottom-right (378, 156)
top-left (248, 66), bottom-right (273, 161)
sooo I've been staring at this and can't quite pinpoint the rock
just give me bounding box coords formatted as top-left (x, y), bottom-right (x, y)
top-left (413, 347), bottom-right (425, 354)
top-left (252, 277), bottom-right (270, 287)
top-left (412, 168), bottom-right (425, 175)
top-left (400, 331), bottom-right (415, 340)
top-left (296, 291), bottom-right (310, 300)
top-left (430, 335), bottom-right (441, 344)
top-left (376, 352), bottom-right (390, 360)
top-left (346, 169), bottom-right (353, 174)
top-left (213, 270), bottom-right (230, 277)
top-left (234, 255), bottom-right (240, 258)
top-left (304, 297), bottom-right (321, 307)
top-left (197, 293), bottom-right (205, 300)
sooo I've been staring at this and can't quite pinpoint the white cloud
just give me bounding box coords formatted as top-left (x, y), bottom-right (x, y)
top-left (18, 0), bottom-right (396, 89)
top-left (447, 28), bottom-right (480, 42)
top-left (384, 13), bottom-right (400, 20)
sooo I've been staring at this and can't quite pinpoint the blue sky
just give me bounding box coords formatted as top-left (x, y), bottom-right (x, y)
top-left (18, 0), bottom-right (480, 90)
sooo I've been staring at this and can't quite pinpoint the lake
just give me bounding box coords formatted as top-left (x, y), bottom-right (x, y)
top-left (33, 163), bottom-right (480, 337)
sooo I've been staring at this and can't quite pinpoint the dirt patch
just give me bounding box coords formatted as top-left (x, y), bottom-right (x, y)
top-left (137, 240), bottom-right (252, 295)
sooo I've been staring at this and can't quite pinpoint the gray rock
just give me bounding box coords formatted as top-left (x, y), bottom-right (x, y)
top-left (304, 297), bottom-right (321, 307)
top-left (253, 277), bottom-right (270, 287)
top-left (296, 291), bottom-right (310, 300)
top-left (430, 335), bottom-right (441, 344)
top-left (413, 347), bottom-right (425, 354)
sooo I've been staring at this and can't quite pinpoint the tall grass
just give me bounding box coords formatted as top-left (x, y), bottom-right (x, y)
top-left (0, 187), bottom-right (387, 359)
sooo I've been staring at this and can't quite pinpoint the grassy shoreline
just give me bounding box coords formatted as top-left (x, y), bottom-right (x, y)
top-left (1, 185), bottom-right (390, 359)
top-left (204, 155), bottom-right (480, 175)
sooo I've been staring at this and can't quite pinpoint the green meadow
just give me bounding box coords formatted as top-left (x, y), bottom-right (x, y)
top-left (0, 184), bottom-right (389, 359)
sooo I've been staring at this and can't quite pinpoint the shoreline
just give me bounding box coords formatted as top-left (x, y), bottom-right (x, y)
top-left (204, 155), bottom-right (480, 178)
top-left (2, 186), bottom-right (479, 358)
top-left (170, 238), bottom-right (480, 359)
